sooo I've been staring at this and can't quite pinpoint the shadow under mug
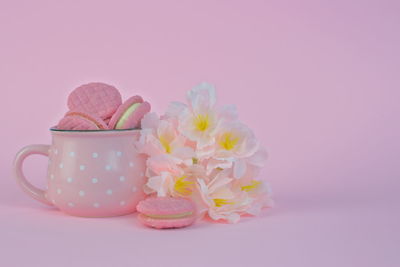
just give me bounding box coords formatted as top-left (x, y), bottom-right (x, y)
top-left (13, 128), bottom-right (147, 217)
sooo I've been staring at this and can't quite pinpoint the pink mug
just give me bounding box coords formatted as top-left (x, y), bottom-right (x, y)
top-left (13, 128), bottom-right (147, 217)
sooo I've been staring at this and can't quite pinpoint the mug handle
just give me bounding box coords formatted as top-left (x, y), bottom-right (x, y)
top-left (13, 144), bottom-right (53, 206)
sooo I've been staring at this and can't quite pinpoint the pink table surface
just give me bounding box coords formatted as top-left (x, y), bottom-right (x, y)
top-left (0, 1), bottom-right (399, 266)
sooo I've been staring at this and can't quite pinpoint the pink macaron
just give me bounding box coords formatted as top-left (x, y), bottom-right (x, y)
top-left (136, 197), bottom-right (196, 229)
top-left (67, 82), bottom-right (122, 119)
top-left (108, 95), bottom-right (151, 129)
top-left (57, 110), bottom-right (109, 130)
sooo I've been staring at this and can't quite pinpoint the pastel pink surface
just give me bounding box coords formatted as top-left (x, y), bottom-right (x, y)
top-left (136, 197), bottom-right (195, 216)
top-left (1, 1), bottom-right (399, 267)
top-left (57, 110), bottom-right (109, 130)
top-left (109, 96), bottom-right (151, 129)
top-left (67, 82), bottom-right (122, 119)
top-left (137, 213), bottom-right (196, 229)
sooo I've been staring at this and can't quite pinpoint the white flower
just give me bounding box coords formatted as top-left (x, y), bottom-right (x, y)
top-left (207, 121), bottom-right (265, 178)
top-left (167, 82), bottom-right (237, 150)
top-left (137, 82), bottom-right (272, 224)
top-left (137, 112), bottom-right (194, 166)
top-left (197, 169), bottom-right (273, 223)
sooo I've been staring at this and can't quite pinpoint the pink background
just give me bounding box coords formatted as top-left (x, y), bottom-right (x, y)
top-left (1, 0), bottom-right (399, 266)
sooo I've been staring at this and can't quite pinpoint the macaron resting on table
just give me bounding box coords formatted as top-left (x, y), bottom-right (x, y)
top-left (136, 197), bottom-right (197, 229)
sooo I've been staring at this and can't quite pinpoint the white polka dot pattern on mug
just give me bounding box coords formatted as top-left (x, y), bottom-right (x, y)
top-left (47, 147), bottom-right (144, 215)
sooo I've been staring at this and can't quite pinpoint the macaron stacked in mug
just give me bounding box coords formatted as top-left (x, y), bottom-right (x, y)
top-left (57, 82), bottom-right (151, 130)
top-left (55, 82), bottom-right (197, 229)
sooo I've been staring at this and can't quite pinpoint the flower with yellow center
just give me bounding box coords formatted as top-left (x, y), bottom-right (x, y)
top-left (241, 180), bottom-right (262, 192)
top-left (174, 175), bottom-right (194, 196)
top-left (174, 83), bottom-right (227, 149)
top-left (138, 113), bottom-right (195, 166)
top-left (218, 132), bottom-right (240, 151)
top-left (213, 198), bottom-right (234, 207)
top-left (214, 121), bottom-right (258, 158)
top-left (145, 171), bottom-right (195, 197)
top-left (197, 175), bottom-right (256, 223)
top-left (159, 135), bottom-right (172, 154)
top-left (193, 114), bottom-right (210, 132)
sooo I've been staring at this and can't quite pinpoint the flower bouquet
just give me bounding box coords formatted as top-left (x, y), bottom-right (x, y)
top-left (136, 82), bottom-right (273, 223)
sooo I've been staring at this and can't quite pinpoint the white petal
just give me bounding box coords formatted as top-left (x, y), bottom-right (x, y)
top-left (241, 135), bottom-right (260, 158)
top-left (206, 158), bottom-right (233, 175)
top-left (196, 135), bottom-right (216, 149)
top-left (233, 159), bottom-right (247, 179)
top-left (247, 147), bottom-right (268, 167)
top-left (146, 176), bottom-right (164, 195)
top-left (145, 167), bottom-right (154, 178)
top-left (208, 173), bottom-right (233, 193)
top-left (170, 134), bottom-right (186, 148)
top-left (219, 104), bottom-right (238, 122)
top-left (246, 202), bottom-right (263, 216)
top-left (157, 120), bottom-right (176, 143)
top-left (196, 145), bottom-right (216, 160)
top-left (195, 179), bottom-right (214, 208)
top-left (226, 213), bottom-right (241, 224)
top-left (139, 134), bottom-right (165, 156)
top-left (212, 186), bottom-right (235, 199)
top-left (141, 112), bottom-right (160, 130)
top-left (197, 178), bottom-right (209, 195)
top-left (208, 210), bottom-right (224, 221)
top-left (165, 101), bottom-right (187, 118)
top-left (135, 128), bottom-right (153, 152)
top-left (142, 183), bottom-right (155, 195)
top-left (172, 147), bottom-right (195, 161)
top-left (146, 154), bottom-right (181, 176)
top-left (187, 82), bottom-right (216, 110)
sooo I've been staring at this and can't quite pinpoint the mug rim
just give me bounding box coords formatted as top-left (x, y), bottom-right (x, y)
top-left (49, 127), bottom-right (140, 136)
top-left (50, 127), bottom-right (137, 132)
